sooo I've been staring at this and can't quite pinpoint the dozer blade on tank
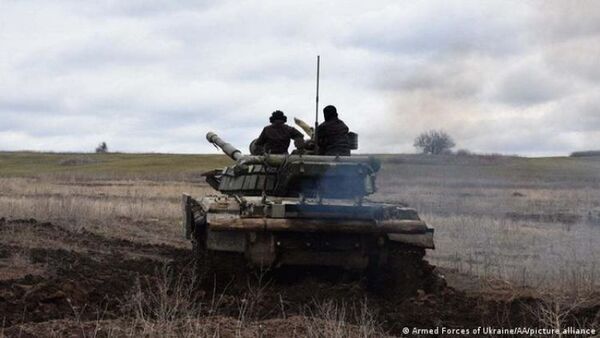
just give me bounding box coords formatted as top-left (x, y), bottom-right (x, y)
top-left (182, 131), bottom-right (438, 293)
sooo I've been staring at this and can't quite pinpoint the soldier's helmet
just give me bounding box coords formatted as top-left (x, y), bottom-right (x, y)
top-left (269, 110), bottom-right (287, 123)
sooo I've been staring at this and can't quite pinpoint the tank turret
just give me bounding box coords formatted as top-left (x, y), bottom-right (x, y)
top-left (204, 132), bottom-right (379, 199)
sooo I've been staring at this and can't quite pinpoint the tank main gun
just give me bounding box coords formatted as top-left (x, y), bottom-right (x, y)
top-left (206, 132), bottom-right (243, 161)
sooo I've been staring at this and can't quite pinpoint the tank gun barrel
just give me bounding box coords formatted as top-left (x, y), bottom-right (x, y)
top-left (206, 132), bottom-right (243, 160)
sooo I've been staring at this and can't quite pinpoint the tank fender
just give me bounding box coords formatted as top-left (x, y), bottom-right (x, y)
top-left (388, 228), bottom-right (435, 249)
top-left (182, 194), bottom-right (208, 239)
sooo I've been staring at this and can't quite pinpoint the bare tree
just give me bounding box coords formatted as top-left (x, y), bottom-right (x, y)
top-left (414, 130), bottom-right (455, 155)
top-left (95, 142), bottom-right (108, 153)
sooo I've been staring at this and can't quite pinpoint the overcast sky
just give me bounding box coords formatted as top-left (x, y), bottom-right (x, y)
top-left (1, 0), bottom-right (599, 156)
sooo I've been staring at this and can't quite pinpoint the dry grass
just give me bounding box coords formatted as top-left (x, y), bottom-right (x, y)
top-left (76, 267), bottom-right (384, 337)
top-left (529, 297), bottom-right (589, 337)
top-left (0, 177), bottom-right (213, 247)
top-left (425, 213), bottom-right (600, 296)
top-left (373, 157), bottom-right (600, 298)
top-left (303, 299), bottom-right (384, 338)
top-left (0, 177), bottom-right (210, 221)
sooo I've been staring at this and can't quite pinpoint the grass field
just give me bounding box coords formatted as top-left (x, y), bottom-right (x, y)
top-left (0, 151), bottom-right (232, 179)
top-left (3, 151), bottom-right (600, 182)
top-left (1, 151), bottom-right (599, 336)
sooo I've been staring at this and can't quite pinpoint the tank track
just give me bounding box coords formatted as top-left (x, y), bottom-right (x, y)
top-left (191, 208), bottom-right (247, 283)
top-left (368, 243), bottom-right (444, 297)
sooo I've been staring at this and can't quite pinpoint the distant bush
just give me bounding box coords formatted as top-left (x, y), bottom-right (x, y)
top-left (414, 130), bottom-right (455, 155)
top-left (570, 150), bottom-right (600, 157)
top-left (96, 142), bottom-right (108, 153)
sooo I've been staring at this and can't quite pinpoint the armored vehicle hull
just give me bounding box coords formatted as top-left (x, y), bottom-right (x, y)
top-left (183, 195), bottom-right (433, 269)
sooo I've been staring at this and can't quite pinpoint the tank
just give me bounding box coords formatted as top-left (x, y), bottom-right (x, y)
top-left (182, 131), bottom-right (437, 291)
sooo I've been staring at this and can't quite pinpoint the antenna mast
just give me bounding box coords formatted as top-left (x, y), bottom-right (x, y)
top-left (314, 55), bottom-right (320, 148)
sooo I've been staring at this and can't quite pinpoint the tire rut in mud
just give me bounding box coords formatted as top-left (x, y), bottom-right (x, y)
top-left (0, 219), bottom-right (192, 327)
top-left (189, 242), bottom-right (468, 335)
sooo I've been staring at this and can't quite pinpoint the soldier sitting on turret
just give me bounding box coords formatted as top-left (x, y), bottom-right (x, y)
top-left (253, 110), bottom-right (304, 155)
top-left (316, 105), bottom-right (351, 156)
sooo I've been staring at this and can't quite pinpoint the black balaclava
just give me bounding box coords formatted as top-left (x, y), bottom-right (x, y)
top-left (323, 105), bottom-right (337, 122)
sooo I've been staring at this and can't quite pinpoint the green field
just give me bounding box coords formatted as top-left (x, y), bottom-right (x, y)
top-left (0, 152), bottom-right (232, 179)
top-left (379, 153), bottom-right (600, 188)
top-left (2, 151), bottom-right (599, 186)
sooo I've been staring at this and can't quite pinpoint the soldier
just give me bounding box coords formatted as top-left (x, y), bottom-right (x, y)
top-left (253, 110), bottom-right (304, 154)
top-left (316, 105), bottom-right (351, 156)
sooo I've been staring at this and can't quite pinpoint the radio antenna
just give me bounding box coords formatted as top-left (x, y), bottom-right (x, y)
top-left (314, 55), bottom-right (320, 148)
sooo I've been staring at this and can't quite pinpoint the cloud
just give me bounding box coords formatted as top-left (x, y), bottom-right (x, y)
top-left (0, 0), bottom-right (599, 156)
top-left (545, 92), bottom-right (600, 133)
top-left (490, 58), bottom-right (574, 107)
top-left (343, 1), bottom-right (530, 55)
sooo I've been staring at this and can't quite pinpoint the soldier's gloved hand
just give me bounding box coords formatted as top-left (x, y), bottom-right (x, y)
top-left (249, 139), bottom-right (264, 155)
top-left (303, 140), bottom-right (316, 150)
top-left (293, 137), bottom-right (305, 150)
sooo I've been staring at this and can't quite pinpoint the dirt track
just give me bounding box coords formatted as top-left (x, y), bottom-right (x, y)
top-left (2, 218), bottom-right (597, 337)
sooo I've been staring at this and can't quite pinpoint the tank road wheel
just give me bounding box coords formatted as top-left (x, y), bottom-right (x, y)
top-left (387, 244), bottom-right (427, 297)
top-left (368, 243), bottom-right (443, 297)
top-left (191, 205), bottom-right (207, 250)
top-left (191, 209), bottom-right (247, 283)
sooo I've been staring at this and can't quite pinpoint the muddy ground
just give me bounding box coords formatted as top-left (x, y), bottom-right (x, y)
top-left (1, 218), bottom-right (598, 337)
